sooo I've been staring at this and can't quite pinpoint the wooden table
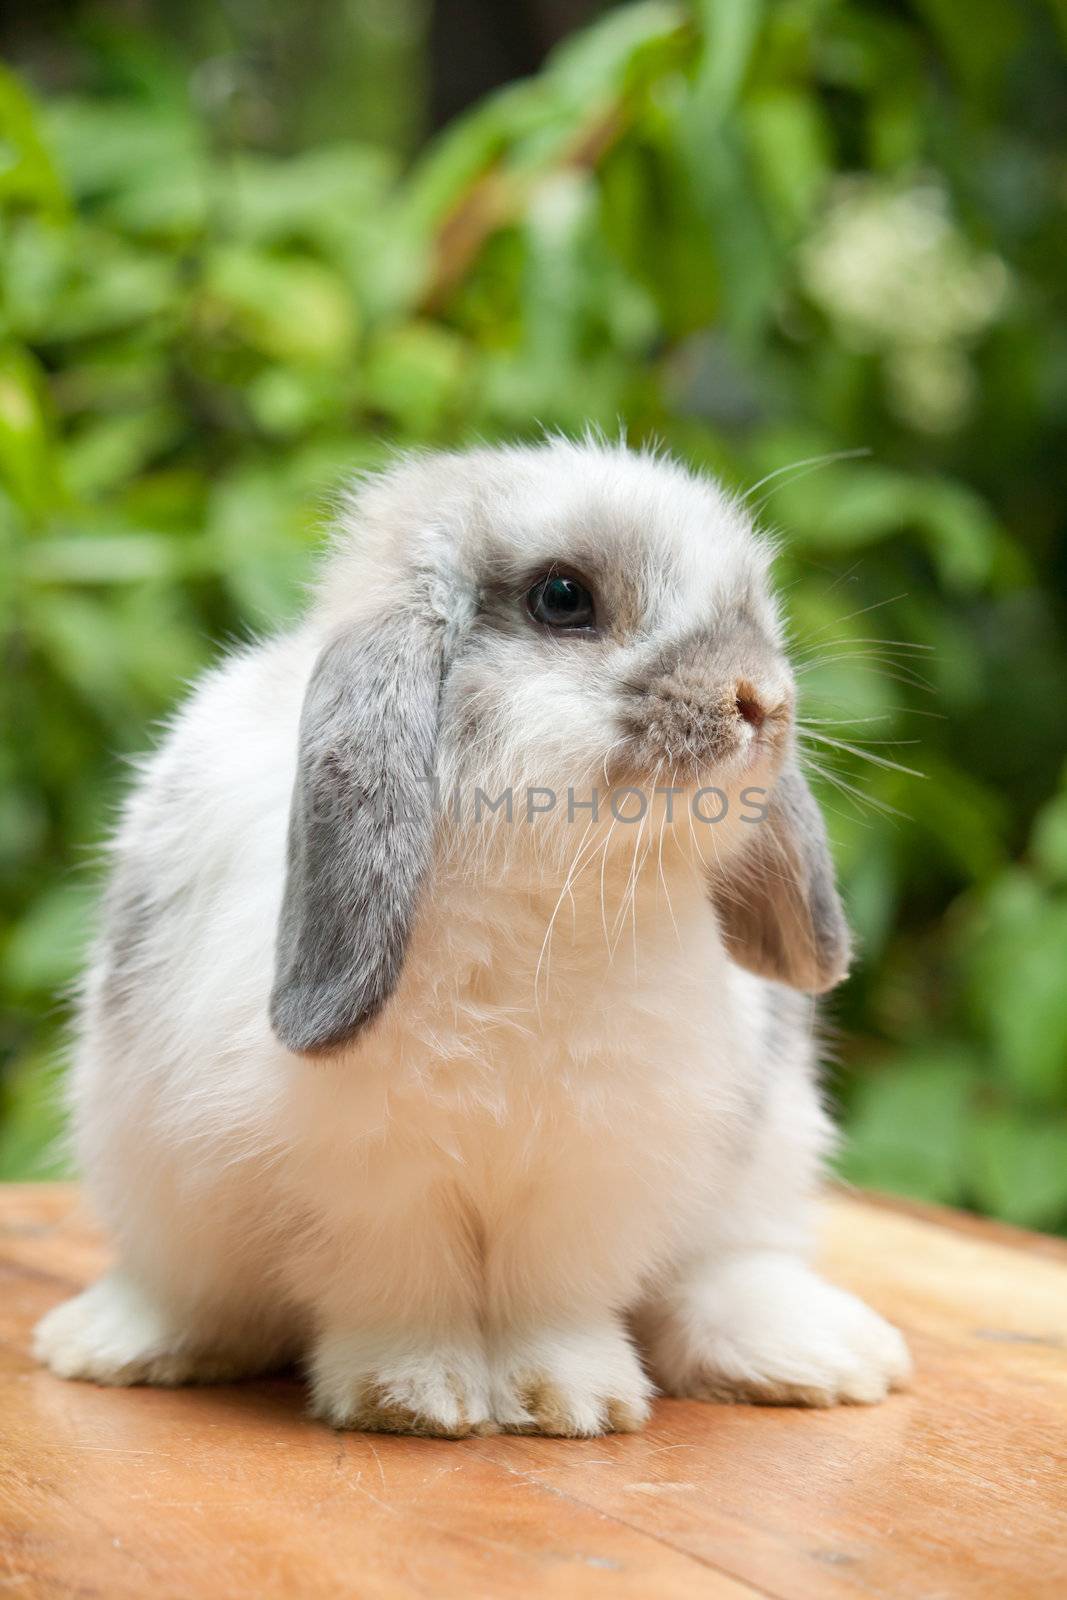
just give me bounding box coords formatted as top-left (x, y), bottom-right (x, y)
top-left (2, 1186), bottom-right (1065, 1598)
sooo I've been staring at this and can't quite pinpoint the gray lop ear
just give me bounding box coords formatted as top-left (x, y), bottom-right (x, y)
top-left (270, 612), bottom-right (441, 1056)
top-left (709, 765), bottom-right (851, 994)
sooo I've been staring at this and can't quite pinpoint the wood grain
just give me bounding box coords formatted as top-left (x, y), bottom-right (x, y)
top-left (2, 1185), bottom-right (1065, 1599)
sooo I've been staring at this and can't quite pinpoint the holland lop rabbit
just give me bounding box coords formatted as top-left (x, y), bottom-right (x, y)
top-left (35, 440), bottom-right (910, 1436)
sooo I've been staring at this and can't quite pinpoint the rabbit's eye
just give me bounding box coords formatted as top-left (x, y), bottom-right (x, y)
top-left (526, 573), bottom-right (597, 632)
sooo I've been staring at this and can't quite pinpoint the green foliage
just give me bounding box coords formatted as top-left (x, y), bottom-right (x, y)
top-left (2, 3), bottom-right (1066, 1224)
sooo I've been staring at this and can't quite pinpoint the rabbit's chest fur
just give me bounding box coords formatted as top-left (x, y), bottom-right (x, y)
top-left (271, 864), bottom-right (786, 1309)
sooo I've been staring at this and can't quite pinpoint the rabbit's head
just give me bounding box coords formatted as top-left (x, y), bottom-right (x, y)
top-left (270, 440), bottom-right (850, 1055)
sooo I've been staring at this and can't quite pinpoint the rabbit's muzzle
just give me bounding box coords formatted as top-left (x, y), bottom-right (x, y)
top-left (618, 625), bottom-right (792, 780)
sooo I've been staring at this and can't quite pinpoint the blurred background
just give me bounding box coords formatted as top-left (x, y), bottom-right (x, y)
top-left (1, 1), bottom-right (1065, 1226)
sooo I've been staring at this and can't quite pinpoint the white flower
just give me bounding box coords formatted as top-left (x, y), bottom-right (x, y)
top-left (799, 178), bottom-right (1010, 432)
top-left (801, 179), bottom-right (1009, 349)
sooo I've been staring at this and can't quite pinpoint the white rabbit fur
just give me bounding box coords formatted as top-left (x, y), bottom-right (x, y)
top-left (35, 438), bottom-right (910, 1436)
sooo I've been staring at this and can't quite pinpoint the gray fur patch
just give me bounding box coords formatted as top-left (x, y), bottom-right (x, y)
top-left (760, 980), bottom-right (808, 1062)
top-left (710, 765), bottom-right (851, 994)
top-left (269, 613), bottom-right (442, 1056)
top-left (96, 852), bottom-right (191, 1034)
top-left (99, 870), bottom-right (156, 1006)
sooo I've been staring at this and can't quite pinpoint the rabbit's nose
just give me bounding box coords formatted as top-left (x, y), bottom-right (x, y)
top-left (734, 683), bottom-right (767, 730)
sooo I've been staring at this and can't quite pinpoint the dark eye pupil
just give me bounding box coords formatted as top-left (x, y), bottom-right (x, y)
top-left (528, 575), bottom-right (595, 630)
top-left (543, 578), bottom-right (583, 617)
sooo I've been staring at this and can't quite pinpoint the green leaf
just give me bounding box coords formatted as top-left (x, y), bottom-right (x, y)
top-left (692, 0), bottom-right (765, 121)
top-left (401, 81), bottom-right (545, 239)
top-left (36, 236), bottom-right (177, 341)
top-left (62, 406), bottom-right (182, 498)
top-left (904, 756), bottom-right (1006, 884)
top-left (42, 99), bottom-right (198, 211)
top-left (546, 1), bottom-right (687, 102)
top-left (223, 145), bottom-right (396, 247)
top-left (838, 1050), bottom-right (977, 1204)
top-left (24, 530), bottom-right (183, 585)
top-left (202, 247), bottom-right (358, 364)
top-left (671, 98), bottom-right (780, 343)
top-left (969, 1111), bottom-right (1067, 1230)
top-left (27, 589), bottom-right (143, 722)
top-left (839, 832), bottom-right (898, 960)
top-left (743, 89), bottom-right (831, 237)
top-left (770, 463), bottom-right (1000, 591)
top-left (0, 1046), bottom-right (70, 1181)
top-left (0, 64), bottom-right (67, 216)
top-left (361, 322), bottom-right (469, 436)
top-left (1031, 786), bottom-right (1067, 887)
top-left (0, 343), bottom-right (57, 516)
top-left (911, 0), bottom-right (1024, 100)
top-left (205, 468), bottom-right (309, 623)
top-left (967, 872), bottom-right (1067, 1103)
top-left (2, 876), bottom-right (95, 996)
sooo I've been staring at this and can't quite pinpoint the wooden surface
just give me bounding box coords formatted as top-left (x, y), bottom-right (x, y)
top-left (2, 1187), bottom-right (1065, 1599)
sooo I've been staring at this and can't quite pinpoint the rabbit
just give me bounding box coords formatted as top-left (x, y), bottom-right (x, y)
top-left (34, 438), bottom-right (911, 1436)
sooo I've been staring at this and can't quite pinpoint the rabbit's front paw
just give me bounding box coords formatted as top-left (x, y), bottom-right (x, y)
top-left (34, 1276), bottom-right (252, 1386)
top-left (490, 1322), bottom-right (654, 1437)
top-left (308, 1331), bottom-right (495, 1438)
top-left (648, 1254), bottom-right (911, 1408)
